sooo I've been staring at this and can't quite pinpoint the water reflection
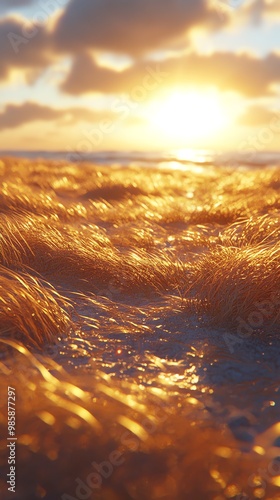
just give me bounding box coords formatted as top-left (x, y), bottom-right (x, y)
top-left (52, 315), bottom-right (280, 453)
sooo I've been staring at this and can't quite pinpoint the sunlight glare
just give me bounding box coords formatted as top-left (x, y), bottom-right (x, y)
top-left (149, 90), bottom-right (228, 141)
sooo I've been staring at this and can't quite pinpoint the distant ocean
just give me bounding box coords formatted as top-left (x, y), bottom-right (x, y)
top-left (1, 149), bottom-right (280, 169)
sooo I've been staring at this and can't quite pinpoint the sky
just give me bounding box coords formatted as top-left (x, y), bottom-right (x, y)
top-left (0, 0), bottom-right (279, 152)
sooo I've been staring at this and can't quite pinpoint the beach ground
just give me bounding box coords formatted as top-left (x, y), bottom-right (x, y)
top-left (0, 157), bottom-right (280, 500)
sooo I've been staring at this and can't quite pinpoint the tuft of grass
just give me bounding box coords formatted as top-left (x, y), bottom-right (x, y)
top-left (187, 243), bottom-right (280, 328)
top-left (0, 267), bottom-right (71, 348)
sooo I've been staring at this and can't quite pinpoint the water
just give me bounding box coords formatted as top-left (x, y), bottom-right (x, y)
top-left (2, 148), bottom-right (280, 168)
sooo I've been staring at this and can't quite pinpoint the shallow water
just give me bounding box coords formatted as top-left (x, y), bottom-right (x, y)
top-left (2, 148), bottom-right (280, 169)
top-left (50, 303), bottom-right (280, 447)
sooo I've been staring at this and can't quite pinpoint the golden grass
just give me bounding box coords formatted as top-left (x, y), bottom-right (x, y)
top-left (188, 243), bottom-right (280, 328)
top-left (0, 266), bottom-right (71, 348)
top-left (1, 342), bottom-right (279, 500)
top-left (0, 157), bottom-right (280, 499)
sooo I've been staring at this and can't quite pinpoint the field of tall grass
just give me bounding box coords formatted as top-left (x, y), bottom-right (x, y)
top-left (0, 157), bottom-right (280, 499)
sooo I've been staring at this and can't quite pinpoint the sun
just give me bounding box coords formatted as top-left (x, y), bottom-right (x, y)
top-left (148, 89), bottom-right (228, 141)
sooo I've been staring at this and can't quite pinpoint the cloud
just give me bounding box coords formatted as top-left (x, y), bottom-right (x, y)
top-left (244, 0), bottom-right (280, 23)
top-left (237, 105), bottom-right (280, 126)
top-left (0, 101), bottom-right (124, 130)
top-left (60, 53), bottom-right (129, 94)
top-left (0, 0), bottom-right (221, 83)
top-left (54, 0), bottom-right (223, 56)
top-left (61, 51), bottom-right (280, 97)
top-left (0, 0), bottom-right (279, 98)
top-left (0, 17), bottom-right (51, 79)
top-left (0, 0), bottom-right (37, 11)
top-left (1, 0), bottom-right (35, 5)
top-left (3, 0), bottom-right (273, 86)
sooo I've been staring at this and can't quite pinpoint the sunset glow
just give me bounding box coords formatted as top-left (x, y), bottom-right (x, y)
top-left (149, 90), bottom-right (228, 141)
top-left (1, 2), bottom-right (280, 499)
top-left (0, 0), bottom-right (279, 151)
